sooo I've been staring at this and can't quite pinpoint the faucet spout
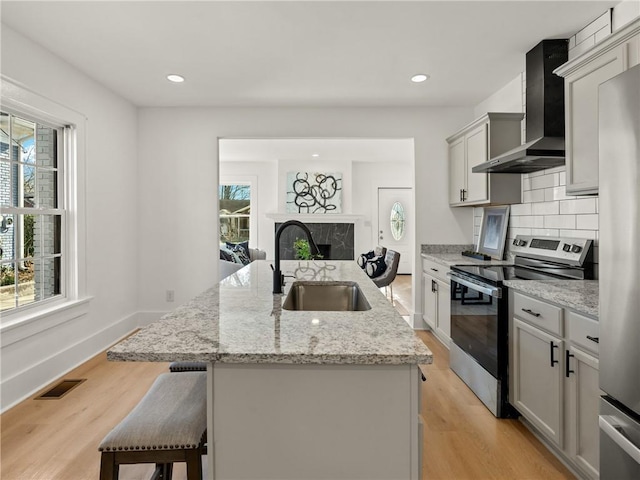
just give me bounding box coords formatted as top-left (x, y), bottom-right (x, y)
top-left (273, 220), bottom-right (320, 294)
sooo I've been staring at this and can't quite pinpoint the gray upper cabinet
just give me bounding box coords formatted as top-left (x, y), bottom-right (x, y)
top-left (447, 112), bottom-right (524, 207)
top-left (554, 18), bottom-right (640, 196)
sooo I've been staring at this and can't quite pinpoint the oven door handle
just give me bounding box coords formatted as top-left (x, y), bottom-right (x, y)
top-left (447, 273), bottom-right (502, 298)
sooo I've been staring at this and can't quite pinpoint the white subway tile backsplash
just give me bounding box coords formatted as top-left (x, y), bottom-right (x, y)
top-left (560, 229), bottom-right (598, 241)
top-left (577, 214), bottom-right (599, 230)
top-left (545, 186), bottom-right (576, 202)
top-left (544, 166), bottom-right (566, 175)
top-left (570, 36), bottom-right (596, 59)
top-left (528, 170), bottom-right (546, 178)
top-left (510, 215), bottom-right (544, 228)
top-left (595, 25), bottom-right (612, 44)
top-left (523, 189), bottom-right (545, 203)
top-left (510, 203), bottom-right (532, 216)
top-left (575, 10), bottom-right (611, 45)
top-left (531, 173), bottom-right (559, 190)
top-left (523, 177), bottom-right (532, 191)
top-left (545, 215), bottom-right (576, 229)
top-left (509, 227), bottom-right (533, 237)
top-left (560, 198), bottom-right (597, 214)
top-left (559, 171), bottom-right (566, 186)
top-left (532, 201), bottom-right (560, 215)
top-left (531, 228), bottom-right (561, 237)
top-left (569, 36), bottom-right (576, 49)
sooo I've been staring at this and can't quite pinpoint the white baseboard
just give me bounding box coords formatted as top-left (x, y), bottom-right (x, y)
top-left (0, 311), bottom-right (151, 413)
top-left (411, 312), bottom-right (428, 330)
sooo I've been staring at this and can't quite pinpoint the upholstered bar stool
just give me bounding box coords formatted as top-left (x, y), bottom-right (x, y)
top-left (98, 372), bottom-right (207, 480)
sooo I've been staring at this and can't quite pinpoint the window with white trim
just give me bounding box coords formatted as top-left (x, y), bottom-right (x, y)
top-left (1, 110), bottom-right (65, 313)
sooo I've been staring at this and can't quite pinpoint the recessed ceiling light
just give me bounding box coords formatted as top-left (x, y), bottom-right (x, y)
top-left (167, 74), bottom-right (185, 83)
top-left (411, 74), bottom-right (430, 83)
top-left (312, 153), bottom-right (320, 157)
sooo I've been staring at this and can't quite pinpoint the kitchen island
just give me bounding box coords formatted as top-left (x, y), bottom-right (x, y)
top-left (109, 260), bottom-right (432, 480)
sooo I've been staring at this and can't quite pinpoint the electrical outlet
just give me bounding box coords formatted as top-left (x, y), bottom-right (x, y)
top-left (166, 290), bottom-right (175, 302)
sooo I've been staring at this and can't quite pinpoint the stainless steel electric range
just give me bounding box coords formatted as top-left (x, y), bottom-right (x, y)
top-left (448, 235), bottom-right (594, 418)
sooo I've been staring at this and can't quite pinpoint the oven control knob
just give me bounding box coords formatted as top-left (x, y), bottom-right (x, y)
top-left (571, 244), bottom-right (582, 253)
top-left (512, 239), bottom-right (518, 246)
top-left (513, 239), bottom-right (527, 247)
top-left (563, 243), bottom-right (571, 252)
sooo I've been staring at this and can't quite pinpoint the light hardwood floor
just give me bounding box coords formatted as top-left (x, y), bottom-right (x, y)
top-left (2, 275), bottom-right (574, 480)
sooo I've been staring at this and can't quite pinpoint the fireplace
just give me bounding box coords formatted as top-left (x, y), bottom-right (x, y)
top-left (275, 223), bottom-right (354, 260)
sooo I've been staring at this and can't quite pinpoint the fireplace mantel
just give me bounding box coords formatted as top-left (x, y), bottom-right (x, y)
top-left (265, 213), bottom-right (364, 223)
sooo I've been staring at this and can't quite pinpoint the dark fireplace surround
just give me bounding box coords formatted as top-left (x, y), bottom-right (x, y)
top-left (275, 222), bottom-right (355, 260)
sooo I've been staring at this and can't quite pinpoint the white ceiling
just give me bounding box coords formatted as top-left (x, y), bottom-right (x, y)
top-left (1, 0), bottom-right (618, 108)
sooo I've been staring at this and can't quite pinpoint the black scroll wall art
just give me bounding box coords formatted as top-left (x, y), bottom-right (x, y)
top-left (286, 172), bottom-right (343, 214)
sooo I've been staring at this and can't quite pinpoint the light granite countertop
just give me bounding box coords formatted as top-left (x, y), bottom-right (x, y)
top-left (504, 280), bottom-right (599, 318)
top-left (421, 252), bottom-right (513, 268)
top-left (108, 260), bottom-right (433, 365)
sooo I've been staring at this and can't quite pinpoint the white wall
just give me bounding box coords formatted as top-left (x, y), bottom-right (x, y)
top-left (352, 160), bottom-right (413, 256)
top-left (0, 26), bottom-right (139, 410)
top-left (221, 156), bottom-right (414, 261)
top-left (137, 107), bottom-right (474, 322)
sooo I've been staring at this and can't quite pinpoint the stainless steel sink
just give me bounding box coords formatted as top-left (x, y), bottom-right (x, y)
top-left (282, 281), bottom-right (371, 311)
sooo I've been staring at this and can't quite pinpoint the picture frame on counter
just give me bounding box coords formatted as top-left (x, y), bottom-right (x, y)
top-left (476, 205), bottom-right (510, 260)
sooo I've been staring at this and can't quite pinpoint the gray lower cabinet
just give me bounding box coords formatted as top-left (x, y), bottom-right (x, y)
top-left (510, 291), bottom-right (599, 479)
top-left (421, 258), bottom-right (451, 346)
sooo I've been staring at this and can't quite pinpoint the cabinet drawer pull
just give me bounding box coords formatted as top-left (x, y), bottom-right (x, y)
top-left (430, 268), bottom-right (439, 272)
top-left (522, 308), bottom-right (541, 317)
top-left (550, 341), bottom-right (559, 367)
top-left (565, 350), bottom-right (575, 377)
top-left (586, 335), bottom-right (599, 344)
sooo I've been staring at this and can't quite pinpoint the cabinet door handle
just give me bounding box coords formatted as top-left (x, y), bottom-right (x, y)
top-left (550, 341), bottom-right (559, 367)
top-left (462, 189), bottom-right (467, 201)
top-left (587, 335), bottom-right (599, 344)
top-left (431, 279), bottom-right (437, 292)
top-left (459, 189), bottom-right (463, 202)
top-left (522, 308), bottom-right (541, 317)
top-left (565, 350), bottom-right (575, 377)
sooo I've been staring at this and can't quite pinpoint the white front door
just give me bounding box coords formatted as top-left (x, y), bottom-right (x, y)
top-left (377, 188), bottom-right (412, 275)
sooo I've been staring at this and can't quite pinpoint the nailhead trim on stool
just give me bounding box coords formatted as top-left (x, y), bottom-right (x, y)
top-left (169, 361), bottom-right (207, 372)
top-left (98, 372), bottom-right (207, 480)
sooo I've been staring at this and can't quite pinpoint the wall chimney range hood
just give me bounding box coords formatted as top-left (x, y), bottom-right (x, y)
top-left (473, 39), bottom-right (568, 174)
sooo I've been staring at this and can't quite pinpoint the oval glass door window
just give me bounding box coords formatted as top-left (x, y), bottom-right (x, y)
top-left (390, 202), bottom-right (405, 241)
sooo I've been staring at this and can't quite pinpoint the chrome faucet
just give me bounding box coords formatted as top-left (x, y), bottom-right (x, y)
top-left (273, 220), bottom-right (320, 294)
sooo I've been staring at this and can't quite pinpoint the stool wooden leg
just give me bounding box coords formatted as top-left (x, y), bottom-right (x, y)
top-left (99, 452), bottom-right (118, 480)
top-left (185, 449), bottom-right (203, 480)
top-left (152, 463), bottom-right (173, 480)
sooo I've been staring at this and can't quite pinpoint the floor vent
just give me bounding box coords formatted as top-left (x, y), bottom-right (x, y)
top-left (35, 379), bottom-right (86, 400)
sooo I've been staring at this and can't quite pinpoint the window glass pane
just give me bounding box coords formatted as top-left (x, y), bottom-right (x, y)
top-left (0, 263), bottom-right (16, 312)
top-left (38, 215), bottom-right (61, 256)
top-left (0, 160), bottom-right (9, 208)
top-left (12, 115), bottom-right (36, 165)
top-left (219, 184), bottom-right (251, 244)
top-left (390, 202), bottom-right (405, 241)
top-left (1, 213), bottom-right (15, 260)
top-left (0, 111), bottom-right (64, 315)
top-left (0, 112), bottom-right (9, 159)
top-left (18, 258), bottom-right (37, 307)
top-left (35, 169), bottom-right (58, 208)
top-left (41, 256), bottom-right (61, 301)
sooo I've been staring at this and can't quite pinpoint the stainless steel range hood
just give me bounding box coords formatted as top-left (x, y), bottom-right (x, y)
top-left (473, 39), bottom-right (568, 174)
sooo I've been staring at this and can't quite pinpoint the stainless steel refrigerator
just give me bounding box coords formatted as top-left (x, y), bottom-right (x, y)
top-left (599, 63), bottom-right (640, 479)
